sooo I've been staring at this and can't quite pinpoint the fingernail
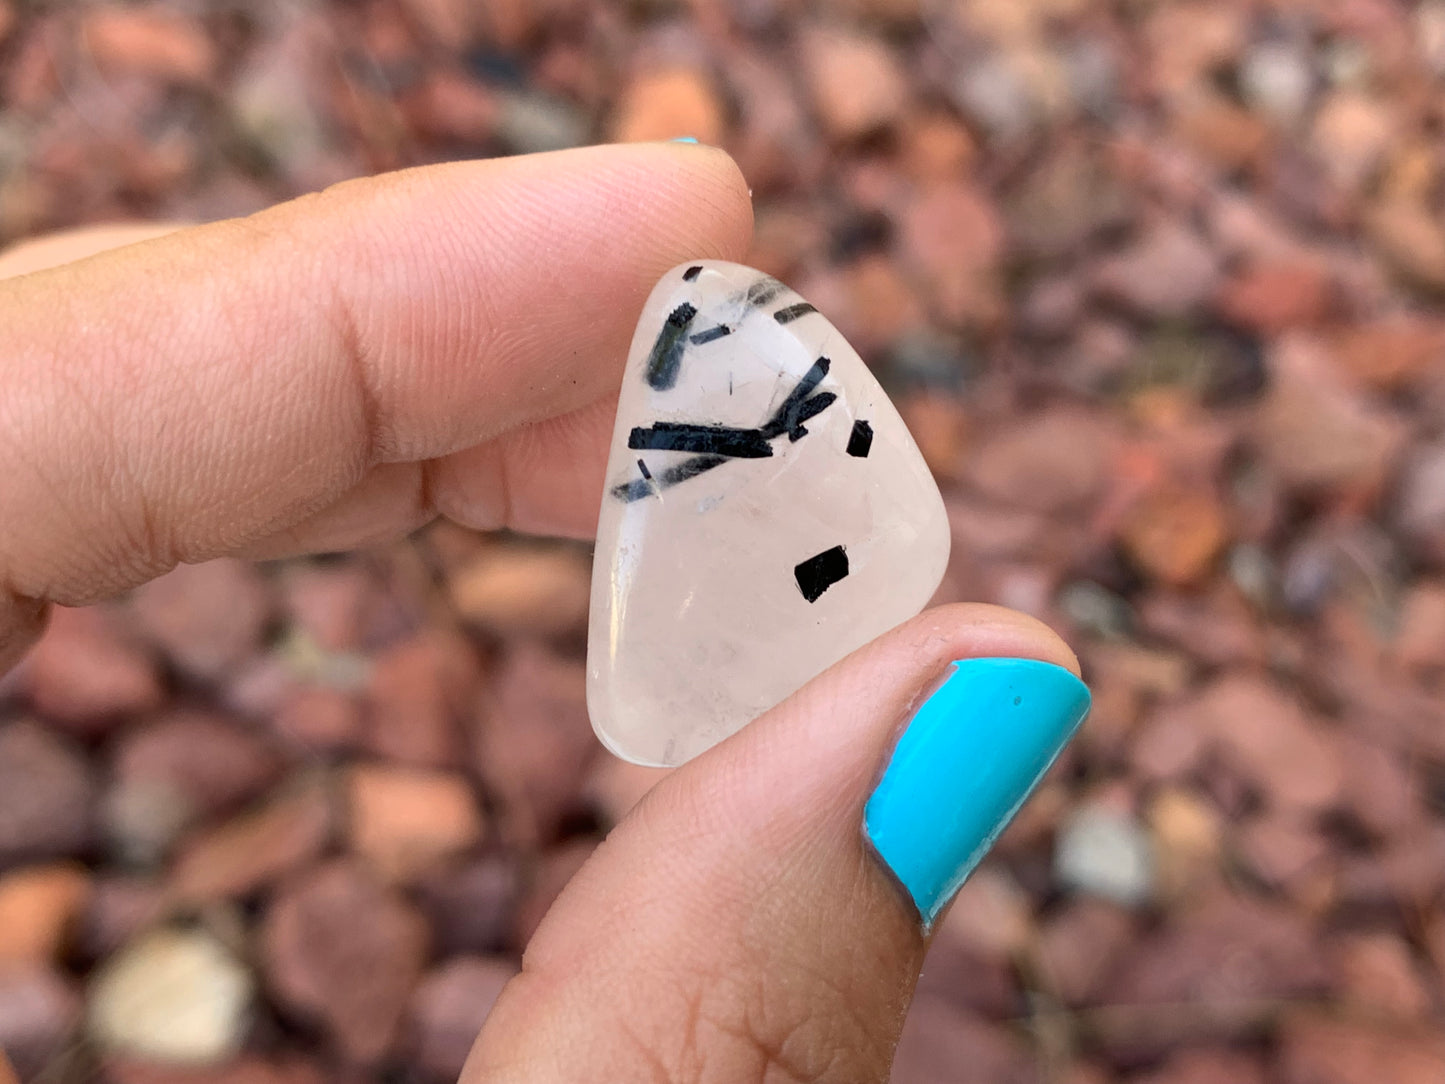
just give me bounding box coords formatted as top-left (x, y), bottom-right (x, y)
top-left (669, 136), bottom-right (700, 143)
top-left (864, 658), bottom-right (1091, 928)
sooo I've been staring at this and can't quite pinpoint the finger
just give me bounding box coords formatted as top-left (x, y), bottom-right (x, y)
top-left (464, 604), bottom-right (1090, 1083)
top-left (0, 142), bottom-right (750, 621)
top-left (236, 395), bottom-right (615, 560)
top-left (0, 222), bottom-right (185, 279)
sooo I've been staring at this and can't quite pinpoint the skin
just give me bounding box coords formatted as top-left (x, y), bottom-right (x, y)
top-left (0, 144), bottom-right (1078, 1083)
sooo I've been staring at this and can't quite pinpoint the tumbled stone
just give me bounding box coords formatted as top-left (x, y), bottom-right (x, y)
top-left (261, 861), bottom-right (427, 1064)
top-left (129, 559), bottom-right (272, 681)
top-left (587, 262), bottom-right (949, 766)
top-left (0, 863), bottom-right (90, 965)
top-left (24, 605), bottom-right (162, 734)
top-left (0, 720), bottom-right (93, 863)
top-left (0, 965), bottom-right (81, 1079)
top-left (408, 956), bottom-right (516, 1080)
top-left (87, 927), bottom-right (253, 1065)
top-left (346, 764), bottom-right (483, 883)
top-left (169, 778), bottom-right (334, 903)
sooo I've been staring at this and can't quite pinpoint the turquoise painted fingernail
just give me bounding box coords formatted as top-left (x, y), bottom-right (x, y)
top-left (669, 136), bottom-right (700, 143)
top-left (864, 658), bottom-right (1091, 928)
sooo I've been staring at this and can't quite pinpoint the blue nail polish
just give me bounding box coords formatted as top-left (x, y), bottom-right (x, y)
top-left (669, 136), bottom-right (700, 143)
top-left (864, 658), bottom-right (1091, 927)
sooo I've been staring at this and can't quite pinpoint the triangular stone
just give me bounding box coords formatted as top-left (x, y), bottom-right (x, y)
top-left (587, 261), bottom-right (951, 766)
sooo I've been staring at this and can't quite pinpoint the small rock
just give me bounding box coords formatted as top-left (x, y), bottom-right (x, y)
top-left (1144, 3), bottom-right (1246, 98)
top-left (513, 840), bottom-right (596, 948)
top-left (800, 26), bottom-right (908, 140)
top-left (1119, 484), bottom-right (1229, 587)
top-left (900, 109), bottom-right (977, 186)
top-left (262, 861), bottom-right (428, 1064)
top-left (936, 866), bottom-right (1034, 962)
top-left (891, 999), bottom-right (1035, 1084)
top-left (1366, 198), bottom-right (1445, 291)
top-left (1092, 221), bottom-right (1221, 319)
top-left (726, 49), bottom-right (815, 190)
top-left (897, 391), bottom-right (971, 482)
top-left (968, 410), bottom-right (1114, 513)
top-left (951, 47), bottom-right (1059, 143)
top-left (900, 180), bottom-right (1004, 322)
top-left (272, 686), bottom-right (362, 754)
top-left (1240, 40), bottom-right (1315, 127)
top-left (1113, 895), bottom-right (1327, 1008)
top-left (396, 0), bottom-right (479, 50)
top-left (1421, 2), bottom-right (1445, 75)
top-left (169, 779), bottom-right (334, 904)
top-left (1147, 787), bottom-right (1223, 899)
top-left (0, 720), bottom-right (92, 863)
top-left (1279, 521), bottom-right (1400, 621)
top-left (1137, 588), bottom-right (1266, 667)
top-left (82, 6), bottom-right (216, 84)
top-left (1396, 581), bottom-right (1445, 677)
top-left (583, 758), bottom-right (672, 827)
top-left (407, 69), bottom-right (498, 143)
top-left (114, 710), bottom-right (281, 824)
top-left (1057, 581), bottom-right (1133, 641)
top-left (1278, 1012), bottom-right (1445, 1084)
top-left (223, 653), bottom-right (301, 722)
top-left (280, 564), bottom-right (375, 655)
top-left (1331, 318), bottom-right (1445, 391)
top-left (1332, 932), bottom-right (1432, 1022)
top-left (448, 546), bottom-right (591, 637)
top-left (1174, 674), bottom-right (1344, 814)
top-left (1034, 899), bottom-right (1135, 1004)
top-left (1312, 91), bottom-right (1396, 193)
top-left (0, 863), bottom-right (90, 965)
top-left (347, 764), bottom-right (484, 882)
top-left (1135, 1049), bottom-right (1267, 1084)
top-left (494, 91), bottom-right (588, 154)
top-left (1174, 93), bottom-right (1272, 173)
top-left (231, 12), bottom-right (334, 180)
top-left (104, 712), bottom-right (281, 867)
top-left (475, 646), bottom-right (596, 846)
top-left (1337, 733), bottom-right (1418, 839)
top-left (1054, 802), bottom-right (1155, 906)
top-left (1395, 441), bottom-right (1445, 564)
top-left (1005, 144), bottom-right (1131, 261)
top-left (78, 877), bottom-right (167, 961)
top-left (24, 605), bottom-right (162, 733)
top-left (1019, 274), bottom-right (1085, 338)
top-left (1254, 334), bottom-right (1405, 494)
top-left (97, 1054), bottom-right (327, 1084)
top-left (130, 560), bottom-right (273, 682)
top-left (915, 901), bottom-right (1023, 1018)
top-left (1214, 262), bottom-right (1333, 335)
top-left (408, 957), bottom-right (516, 1080)
top-left (364, 631), bottom-right (478, 768)
top-left (416, 856), bottom-right (519, 957)
top-left (1064, 34), bottom-right (1121, 121)
top-left (88, 928), bottom-right (253, 1065)
top-left (901, 180), bottom-right (1004, 284)
top-left (609, 67), bottom-right (724, 144)
top-left (0, 965), bottom-right (81, 1079)
top-left (1236, 813), bottom-right (1332, 894)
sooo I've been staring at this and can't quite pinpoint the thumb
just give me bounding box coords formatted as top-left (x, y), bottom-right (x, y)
top-left (464, 603), bottom-right (1090, 1083)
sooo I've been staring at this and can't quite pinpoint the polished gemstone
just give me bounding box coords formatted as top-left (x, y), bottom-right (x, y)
top-left (587, 261), bottom-right (951, 767)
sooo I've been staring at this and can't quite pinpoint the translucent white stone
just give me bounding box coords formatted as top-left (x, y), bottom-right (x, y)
top-left (587, 261), bottom-right (951, 767)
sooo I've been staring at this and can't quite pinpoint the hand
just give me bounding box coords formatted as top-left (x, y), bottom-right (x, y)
top-left (0, 143), bottom-right (1083, 1083)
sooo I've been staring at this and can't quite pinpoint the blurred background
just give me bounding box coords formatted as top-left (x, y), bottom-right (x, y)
top-left (1, 0), bottom-right (1444, 1081)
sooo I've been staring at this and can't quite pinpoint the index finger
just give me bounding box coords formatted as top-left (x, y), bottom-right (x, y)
top-left (0, 143), bottom-right (752, 623)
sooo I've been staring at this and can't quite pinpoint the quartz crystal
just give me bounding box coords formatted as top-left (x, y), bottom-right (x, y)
top-left (587, 261), bottom-right (951, 767)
